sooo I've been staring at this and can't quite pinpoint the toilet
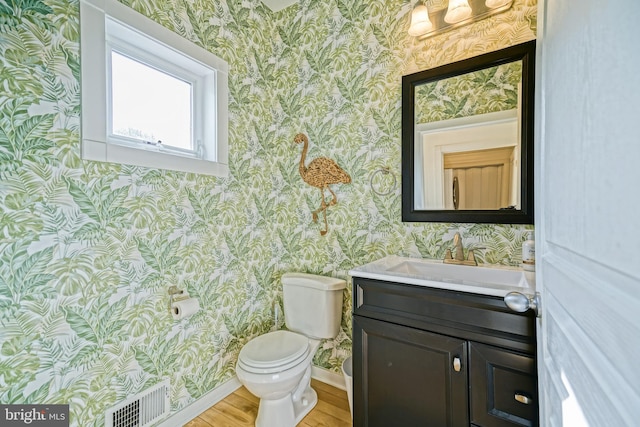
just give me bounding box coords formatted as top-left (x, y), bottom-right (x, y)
top-left (236, 272), bottom-right (346, 427)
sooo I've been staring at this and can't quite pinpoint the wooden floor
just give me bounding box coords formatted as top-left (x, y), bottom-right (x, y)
top-left (184, 379), bottom-right (352, 427)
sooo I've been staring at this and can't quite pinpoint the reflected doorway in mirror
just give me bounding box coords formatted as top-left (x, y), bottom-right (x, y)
top-left (415, 110), bottom-right (519, 210)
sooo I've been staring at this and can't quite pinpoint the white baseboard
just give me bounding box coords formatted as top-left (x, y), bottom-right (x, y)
top-left (156, 376), bottom-right (241, 427)
top-left (311, 366), bottom-right (347, 391)
top-left (157, 367), bottom-right (347, 426)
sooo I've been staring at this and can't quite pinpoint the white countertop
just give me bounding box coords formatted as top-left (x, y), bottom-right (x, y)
top-left (348, 255), bottom-right (536, 298)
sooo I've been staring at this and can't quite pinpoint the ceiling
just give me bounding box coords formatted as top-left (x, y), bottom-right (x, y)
top-left (261, 0), bottom-right (299, 12)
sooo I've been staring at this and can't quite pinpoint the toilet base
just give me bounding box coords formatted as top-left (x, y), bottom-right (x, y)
top-left (293, 386), bottom-right (318, 424)
top-left (255, 386), bottom-right (318, 427)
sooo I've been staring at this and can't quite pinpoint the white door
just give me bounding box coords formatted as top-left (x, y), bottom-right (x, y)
top-left (536, 1), bottom-right (640, 426)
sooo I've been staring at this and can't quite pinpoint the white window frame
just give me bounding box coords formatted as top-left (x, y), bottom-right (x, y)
top-left (107, 41), bottom-right (198, 157)
top-left (80, 0), bottom-right (228, 176)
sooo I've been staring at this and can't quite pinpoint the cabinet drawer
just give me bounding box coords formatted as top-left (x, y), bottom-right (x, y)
top-left (469, 342), bottom-right (538, 427)
top-left (353, 277), bottom-right (536, 353)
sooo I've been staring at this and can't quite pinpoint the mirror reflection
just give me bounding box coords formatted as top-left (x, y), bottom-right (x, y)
top-left (414, 61), bottom-right (522, 210)
top-left (401, 40), bottom-right (535, 224)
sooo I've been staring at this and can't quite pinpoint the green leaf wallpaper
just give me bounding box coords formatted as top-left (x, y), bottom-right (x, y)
top-left (414, 61), bottom-right (522, 124)
top-left (0, 0), bottom-right (536, 424)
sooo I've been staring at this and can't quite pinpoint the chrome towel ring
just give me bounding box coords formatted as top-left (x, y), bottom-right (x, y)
top-left (370, 167), bottom-right (397, 196)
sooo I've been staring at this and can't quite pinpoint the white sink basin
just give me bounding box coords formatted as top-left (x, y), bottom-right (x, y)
top-left (386, 260), bottom-right (528, 287)
top-left (349, 256), bottom-right (535, 297)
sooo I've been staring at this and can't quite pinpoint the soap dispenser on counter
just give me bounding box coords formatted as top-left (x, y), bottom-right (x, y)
top-left (522, 232), bottom-right (535, 271)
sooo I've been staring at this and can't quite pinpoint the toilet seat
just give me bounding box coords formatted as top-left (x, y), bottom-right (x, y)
top-left (238, 330), bottom-right (310, 374)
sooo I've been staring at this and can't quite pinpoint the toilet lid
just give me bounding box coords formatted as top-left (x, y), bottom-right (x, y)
top-left (239, 330), bottom-right (309, 373)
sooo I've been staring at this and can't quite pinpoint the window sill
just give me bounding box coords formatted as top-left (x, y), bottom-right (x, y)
top-left (82, 138), bottom-right (229, 177)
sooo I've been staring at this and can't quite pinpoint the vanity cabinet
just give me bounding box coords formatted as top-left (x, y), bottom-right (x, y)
top-left (352, 277), bottom-right (537, 427)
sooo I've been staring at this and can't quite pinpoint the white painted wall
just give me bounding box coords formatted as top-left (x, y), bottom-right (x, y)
top-left (536, 1), bottom-right (640, 426)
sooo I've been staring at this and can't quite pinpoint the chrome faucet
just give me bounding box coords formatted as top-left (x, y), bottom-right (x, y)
top-left (443, 232), bottom-right (478, 266)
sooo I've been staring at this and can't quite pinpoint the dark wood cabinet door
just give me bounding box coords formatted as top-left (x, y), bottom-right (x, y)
top-left (353, 315), bottom-right (469, 427)
top-left (469, 342), bottom-right (538, 427)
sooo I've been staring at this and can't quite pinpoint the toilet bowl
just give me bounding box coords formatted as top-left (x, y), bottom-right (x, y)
top-left (236, 330), bottom-right (321, 426)
top-left (235, 273), bottom-right (346, 427)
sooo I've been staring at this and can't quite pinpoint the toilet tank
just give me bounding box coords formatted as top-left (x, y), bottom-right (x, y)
top-left (282, 273), bottom-right (346, 339)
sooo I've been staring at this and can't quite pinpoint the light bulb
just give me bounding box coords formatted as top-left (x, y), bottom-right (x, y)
top-left (485, 0), bottom-right (510, 8)
top-left (408, 4), bottom-right (433, 37)
top-left (444, 0), bottom-right (473, 24)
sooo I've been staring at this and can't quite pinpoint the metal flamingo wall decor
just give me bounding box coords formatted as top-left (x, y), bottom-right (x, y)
top-left (294, 133), bottom-right (351, 235)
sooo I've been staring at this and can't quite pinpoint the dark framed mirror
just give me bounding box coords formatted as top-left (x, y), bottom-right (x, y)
top-left (402, 40), bottom-right (535, 224)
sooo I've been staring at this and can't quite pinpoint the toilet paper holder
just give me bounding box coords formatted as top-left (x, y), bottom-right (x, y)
top-left (168, 286), bottom-right (188, 313)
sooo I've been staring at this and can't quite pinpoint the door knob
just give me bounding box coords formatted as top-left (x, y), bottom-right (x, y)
top-left (504, 292), bottom-right (541, 317)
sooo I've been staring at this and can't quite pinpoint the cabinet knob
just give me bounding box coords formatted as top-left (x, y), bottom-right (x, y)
top-left (515, 392), bottom-right (533, 405)
top-left (453, 356), bottom-right (461, 372)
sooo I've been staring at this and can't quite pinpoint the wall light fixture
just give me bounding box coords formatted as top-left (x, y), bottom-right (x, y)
top-left (408, 0), bottom-right (514, 39)
top-left (408, 3), bottom-right (433, 37)
top-left (485, 0), bottom-right (511, 8)
top-left (445, 0), bottom-right (472, 24)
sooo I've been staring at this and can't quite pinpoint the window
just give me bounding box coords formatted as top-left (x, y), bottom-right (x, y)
top-left (110, 51), bottom-right (192, 152)
top-left (80, 0), bottom-right (228, 176)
